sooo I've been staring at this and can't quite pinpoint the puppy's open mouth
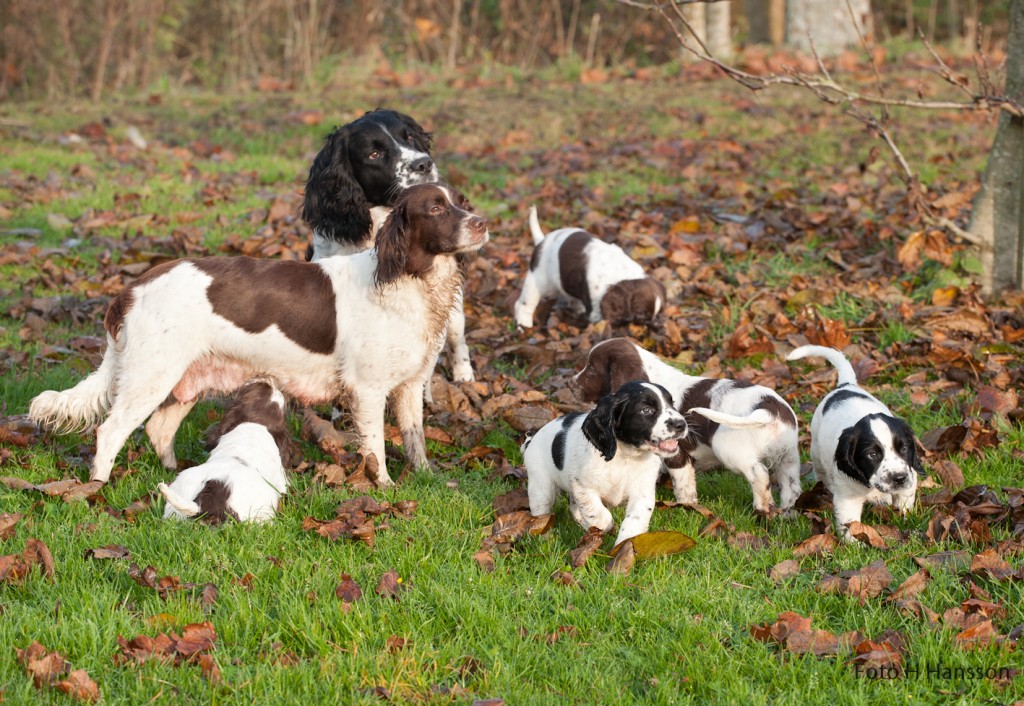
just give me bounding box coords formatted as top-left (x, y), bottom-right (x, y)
top-left (645, 439), bottom-right (680, 456)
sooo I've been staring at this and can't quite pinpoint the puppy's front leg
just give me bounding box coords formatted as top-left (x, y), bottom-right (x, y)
top-left (350, 390), bottom-right (393, 486)
top-left (665, 457), bottom-right (698, 505)
top-left (568, 481), bottom-right (614, 534)
top-left (615, 477), bottom-right (657, 546)
top-left (833, 493), bottom-right (867, 543)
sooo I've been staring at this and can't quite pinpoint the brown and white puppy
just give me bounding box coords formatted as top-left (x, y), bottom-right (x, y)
top-left (523, 381), bottom-right (688, 546)
top-left (514, 207), bottom-right (666, 328)
top-left (159, 380), bottom-right (293, 524)
top-left (572, 338), bottom-right (801, 515)
top-left (29, 184), bottom-right (488, 485)
top-left (787, 345), bottom-right (923, 541)
top-left (301, 109), bottom-right (475, 383)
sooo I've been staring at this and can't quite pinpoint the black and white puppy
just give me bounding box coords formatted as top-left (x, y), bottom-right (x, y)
top-left (787, 345), bottom-right (923, 541)
top-left (523, 381), bottom-right (688, 546)
top-left (573, 338), bottom-right (801, 515)
top-left (514, 207), bottom-right (667, 328)
top-left (301, 109), bottom-right (474, 383)
top-left (158, 380), bottom-right (293, 524)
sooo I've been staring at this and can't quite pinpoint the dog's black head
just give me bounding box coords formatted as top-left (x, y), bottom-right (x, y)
top-left (581, 381), bottom-right (687, 462)
top-left (205, 380), bottom-right (302, 468)
top-left (301, 109), bottom-right (438, 255)
top-left (835, 413), bottom-right (922, 493)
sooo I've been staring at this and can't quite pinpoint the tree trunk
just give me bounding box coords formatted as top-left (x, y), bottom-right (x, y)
top-left (785, 0), bottom-right (873, 56)
top-left (706, 2), bottom-right (732, 60)
top-left (969, 0), bottom-right (1024, 294)
top-left (680, 2), bottom-right (705, 62)
top-left (745, 0), bottom-right (785, 46)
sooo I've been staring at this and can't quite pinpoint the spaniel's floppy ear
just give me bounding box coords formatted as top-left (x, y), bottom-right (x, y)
top-left (608, 353), bottom-right (647, 394)
top-left (835, 425), bottom-right (870, 485)
top-left (398, 112), bottom-right (433, 154)
top-left (583, 393), bottom-right (625, 462)
top-left (300, 127), bottom-right (372, 259)
top-left (893, 418), bottom-right (926, 476)
top-left (374, 198), bottom-right (410, 287)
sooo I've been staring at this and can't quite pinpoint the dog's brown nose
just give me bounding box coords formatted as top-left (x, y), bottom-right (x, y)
top-left (467, 215), bottom-right (487, 234)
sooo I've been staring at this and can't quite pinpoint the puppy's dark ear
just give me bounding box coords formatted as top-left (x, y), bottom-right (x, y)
top-left (374, 199), bottom-right (410, 287)
top-left (835, 425), bottom-right (870, 485)
top-left (583, 394), bottom-right (620, 462)
top-left (608, 355), bottom-right (647, 394)
top-left (270, 427), bottom-right (303, 469)
top-left (300, 127), bottom-right (371, 258)
top-left (894, 419), bottom-right (926, 476)
top-left (398, 112), bottom-right (433, 153)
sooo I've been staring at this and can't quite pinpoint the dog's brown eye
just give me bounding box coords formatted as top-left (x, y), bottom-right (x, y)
top-left (368, 150), bottom-right (381, 160)
top-left (430, 205), bottom-right (445, 215)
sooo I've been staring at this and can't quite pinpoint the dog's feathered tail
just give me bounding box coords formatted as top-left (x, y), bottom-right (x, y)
top-left (528, 206), bottom-right (546, 245)
top-left (158, 482), bottom-right (201, 518)
top-left (786, 345), bottom-right (859, 387)
top-left (29, 337), bottom-right (116, 432)
top-left (688, 407), bottom-right (777, 428)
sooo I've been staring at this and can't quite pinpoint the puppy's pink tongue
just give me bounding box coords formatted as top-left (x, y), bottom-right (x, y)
top-left (657, 439), bottom-right (679, 453)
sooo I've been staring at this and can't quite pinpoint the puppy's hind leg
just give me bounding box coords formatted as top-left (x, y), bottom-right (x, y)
top-left (513, 274), bottom-right (543, 328)
top-left (145, 397), bottom-right (197, 470)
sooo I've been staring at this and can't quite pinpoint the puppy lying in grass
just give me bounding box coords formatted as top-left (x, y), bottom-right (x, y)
top-left (523, 381), bottom-right (687, 546)
top-left (159, 380), bottom-right (294, 524)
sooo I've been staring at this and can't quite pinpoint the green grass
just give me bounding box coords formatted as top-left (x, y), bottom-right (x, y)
top-left (2, 67), bottom-right (1022, 705)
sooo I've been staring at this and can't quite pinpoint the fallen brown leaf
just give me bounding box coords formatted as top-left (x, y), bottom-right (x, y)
top-left (769, 559), bottom-right (801, 583)
top-left (375, 569), bottom-right (408, 600)
top-left (606, 540), bottom-right (635, 575)
top-left (847, 521), bottom-right (889, 549)
top-left (886, 569), bottom-right (930, 602)
top-left (569, 527), bottom-right (605, 568)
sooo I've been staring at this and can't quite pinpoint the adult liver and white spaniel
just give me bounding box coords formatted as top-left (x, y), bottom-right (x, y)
top-left (787, 345), bottom-right (923, 541)
top-left (301, 108), bottom-right (474, 382)
top-left (572, 338), bottom-right (802, 515)
top-left (514, 206), bottom-right (666, 328)
top-left (30, 184), bottom-right (487, 485)
top-left (158, 380), bottom-right (293, 524)
top-left (523, 381), bottom-right (688, 547)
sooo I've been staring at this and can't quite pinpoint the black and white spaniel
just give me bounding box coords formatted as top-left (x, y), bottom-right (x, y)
top-left (523, 381), bottom-right (688, 546)
top-left (301, 108), bottom-right (474, 382)
top-left (572, 338), bottom-right (802, 516)
top-left (787, 345), bottom-right (923, 541)
top-left (514, 206), bottom-right (667, 328)
top-left (29, 184), bottom-right (488, 485)
top-left (158, 380), bottom-right (292, 524)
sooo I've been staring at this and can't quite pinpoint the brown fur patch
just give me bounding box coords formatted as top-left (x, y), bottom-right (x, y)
top-left (557, 231), bottom-right (593, 316)
top-left (193, 258), bottom-right (337, 355)
top-left (194, 478), bottom-right (238, 525)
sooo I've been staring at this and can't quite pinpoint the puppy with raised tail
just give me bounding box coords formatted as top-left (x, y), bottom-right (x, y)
top-left (573, 338), bottom-right (801, 516)
top-left (523, 381), bottom-right (688, 547)
top-left (514, 207), bottom-right (666, 328)
top-left (787, 345), bottom-right (923, 541)
top-left (158, 380), bottom-right (294, 524)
